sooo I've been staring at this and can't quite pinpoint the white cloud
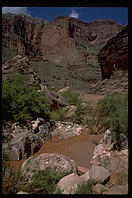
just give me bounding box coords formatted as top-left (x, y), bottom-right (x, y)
top-left (69, 8), bottom-right (79, 19)
top-left (2, 7), bottom-right (31, 16)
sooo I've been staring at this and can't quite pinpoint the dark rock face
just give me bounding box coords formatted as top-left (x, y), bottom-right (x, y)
top-left (3, 132), bottom-right (44, 161)
top-left (2, 13), bottom-right (49, 62)
top-left (98, 26), bottom-right (128, 80)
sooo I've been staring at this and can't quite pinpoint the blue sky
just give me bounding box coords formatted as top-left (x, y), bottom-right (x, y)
top-left (2, 7), bottom-right (128, 25)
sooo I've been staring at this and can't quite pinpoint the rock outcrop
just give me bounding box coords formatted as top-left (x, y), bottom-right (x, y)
top-left (2, 13), bottom-right (49, 62)
top-left (3, 132), bottom-right (44, 160)
top-left (98, 26), bottom-right (128, 80)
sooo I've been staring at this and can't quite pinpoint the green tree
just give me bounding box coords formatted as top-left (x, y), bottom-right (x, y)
top-left (2, 72), bottom-right (51, 123)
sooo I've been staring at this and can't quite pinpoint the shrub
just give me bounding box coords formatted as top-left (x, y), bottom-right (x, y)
top-left (75, 180), bottom-right (93, 194)
top-left (53, 187), bottom-right (62, 194)
top-left (2, 72), bottom-right (51, 123)
top-left (50, 107), bottom-right (68, 122)
top-left (84, 92), bottom-right (128, 145)
top-left (50, 90), bottom-right (85, 123)
top-left (71, 103), bottom-right (88, 124)
top-left (47, 85), bottom-right (59, 92)
top-left (61, 90), bottom-right (80, 106)
top-left (20, 167), bottom-right (68, 194)
top-left (96, 92), bottom-right (128, 150)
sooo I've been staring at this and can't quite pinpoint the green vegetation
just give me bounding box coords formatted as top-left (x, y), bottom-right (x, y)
top-left (75, 180), bottom-right (94, 194)
top-left (53, 187), bottom-right (62, 194)
top-left (84, 92), bottom-right (128, 150)
top-left (20, 167), bottom-right (68, 194)
top-left (50, 107), bottom-right (68, 122)
top-left (2, 72), bottom-right (51, 123)
top-left (96, 92), bottom-right (128, 150)
top-left (61, 90), bottom-right (80, 106)
top-left (51, 90), bottom-right (86, 123)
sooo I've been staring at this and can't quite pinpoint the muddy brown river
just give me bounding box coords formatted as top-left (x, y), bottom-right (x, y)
top-left (11, 130), bottom-right (103, 173)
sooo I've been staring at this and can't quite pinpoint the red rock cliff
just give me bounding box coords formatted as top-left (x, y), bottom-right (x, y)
top-left (2, 13), bottom-right (49, 61)
top-left (3, 14), bottom-right (124, 65)
top-left (98, 26), bottom-right (128, 80)
top-left (41, 16), bottom-right (124, 62)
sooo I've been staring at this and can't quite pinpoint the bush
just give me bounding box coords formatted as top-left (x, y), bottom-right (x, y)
top-left (50, 90), bottom-right (85, 123)
top-left (84, 92), bottom-right (128, 147)
top-left (53, 187), bottom-right (62, 194)
top-left (2, 72), bottom-right (51, 123)
top-left (96, 92), bottom-right (128, 149)
top-left (75, 180), bottom-right (93, 194)
top-left (61, 90), bottom-right (80, 106)
top-left (50, 107), bottom-right (68, 122)
top-left (20, 167), bottom-right (68, 194)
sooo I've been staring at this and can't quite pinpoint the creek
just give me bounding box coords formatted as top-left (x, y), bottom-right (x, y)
top-left (10, 130), bottom-right (103, 173)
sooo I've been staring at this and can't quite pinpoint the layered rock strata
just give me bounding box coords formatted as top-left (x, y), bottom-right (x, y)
top-left (98, 26), bottom-right (128, 80)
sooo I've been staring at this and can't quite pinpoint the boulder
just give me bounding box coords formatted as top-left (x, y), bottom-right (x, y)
top-left (91, 129), bottom-right (128, 175)
top-left (58, 87), bottom-right (70, 94)
top-left (3, 132), bottom-right (44, 160)
top-left (32, 118), bottom-right (51, 138)
top-left (109, 167), bottom-right (128, 186)
top-left (38, 122), bottom-right (51, 138)
top-left (56, 173), bottom-right (83, 194)
top-left (80, 171), bottom-right (90, 182)
top-left (20, 153), bottom-right (78, 182)
top-left (103, 185), bottom-right (128, 194)
top-left (93, 184), bottom-right (108, 194)
top-left (32, 118), bottom-right (45, 131)
top-left (47, 90), bottom-right (68, 109)
top-left (89, 165), bottom-right (110, 184)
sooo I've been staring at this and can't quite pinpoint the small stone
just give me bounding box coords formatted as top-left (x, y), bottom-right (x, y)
top-left (17, 191), bottom-right (29, 194)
